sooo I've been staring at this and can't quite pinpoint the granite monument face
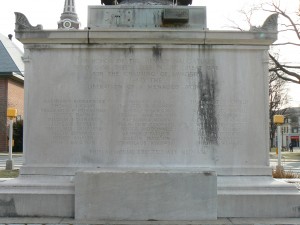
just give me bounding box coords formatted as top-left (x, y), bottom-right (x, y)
top-left (0, 0), bottom-right (300, 220)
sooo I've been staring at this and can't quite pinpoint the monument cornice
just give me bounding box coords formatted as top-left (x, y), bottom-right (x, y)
top-left (15, 29), bottom-right (277, 46)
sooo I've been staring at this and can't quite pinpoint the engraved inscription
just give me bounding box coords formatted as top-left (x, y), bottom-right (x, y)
top-left (41, 99), bottom-right (105, 145)
top-left (38, 48), bottom-right (251, 164)
top-left (118, 101), bottom-right (175, 147)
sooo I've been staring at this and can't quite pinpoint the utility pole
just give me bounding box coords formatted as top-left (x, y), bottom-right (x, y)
top-left (274, 115), bottom-right (284, 170)
top-left (6, 108), bottom-right (17, 170)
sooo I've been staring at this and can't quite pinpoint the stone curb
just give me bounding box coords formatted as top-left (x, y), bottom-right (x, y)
top-left (0, 218), bottom-right (300, 225)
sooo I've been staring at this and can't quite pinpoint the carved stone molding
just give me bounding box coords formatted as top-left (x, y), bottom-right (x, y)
top-left (250, 13), bottom-right (278, 32)
top-left (15, 12), bottom-right (43, 31)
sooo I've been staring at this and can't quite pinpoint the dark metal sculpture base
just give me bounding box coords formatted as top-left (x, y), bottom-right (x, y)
top-left (101, 0), bottom-right (192, 6)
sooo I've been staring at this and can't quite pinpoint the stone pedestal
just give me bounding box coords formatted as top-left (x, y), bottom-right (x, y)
top-left (75, 169), bottom-right (217, 220)
top-left (0, 4), bottom-right (299, 220)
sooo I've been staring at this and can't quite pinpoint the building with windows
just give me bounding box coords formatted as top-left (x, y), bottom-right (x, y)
top-left (0, 33), bottom-right (24, 152)
top-left (275, 107), bottom-right (300, 148)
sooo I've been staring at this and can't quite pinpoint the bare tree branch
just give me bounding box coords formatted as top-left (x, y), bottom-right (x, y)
top-left (281, 65), bottom-right (300, 69)
top-left (269, 53), bottom-right (300, 84)
top-left (230, 1), bottom-right (300, 85)
top-left (271, 2), bottom-right (300, 40)
top-left (280, 23), bottom-right (300, 27)
top-left (225, 18), bottom-right (245, 31)
top-left (274, 70), bottom-right (299, 83)
top-left (278, 29), bottom-right (300, 33)
top-left (268, 63), bottom-right (290, 147)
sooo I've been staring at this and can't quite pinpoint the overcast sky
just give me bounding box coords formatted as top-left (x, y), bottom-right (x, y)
top-left (0, 0), bottom-right (299, 106)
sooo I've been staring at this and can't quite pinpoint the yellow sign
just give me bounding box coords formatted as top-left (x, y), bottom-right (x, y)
top-left (7, 108), bottom-right (18, 118)
top-left (273, 115), bottom-right (284, 124)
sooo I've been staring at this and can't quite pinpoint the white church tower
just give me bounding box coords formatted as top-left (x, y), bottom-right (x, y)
top-left (58, 0), bottom-right (80, 29)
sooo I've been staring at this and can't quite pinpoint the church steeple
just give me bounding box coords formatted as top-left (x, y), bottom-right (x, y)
top-left (58, 0), bottom-right (80, 29)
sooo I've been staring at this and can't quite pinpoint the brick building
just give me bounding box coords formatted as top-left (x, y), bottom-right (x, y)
top-left (0, 33), bottom-right (24, 152)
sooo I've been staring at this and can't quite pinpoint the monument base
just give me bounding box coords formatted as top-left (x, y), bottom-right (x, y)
top-left (1, 217), bottom-right (300, 225)
top-left (0, 176), bottom-right (74, 217)
top-left (75, 169), bottom-right (217, 221)
top-left (0, 173), bottom-right (300, 218)
top-left (218, 176), bottom-right (300, 218)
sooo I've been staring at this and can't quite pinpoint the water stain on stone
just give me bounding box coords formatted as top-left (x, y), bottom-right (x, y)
top-left (197, 65), bottom-right (218, 145)
top-left (293, 205), bottom-right (300, 215)
top-left (152, 45), bottom-right (162, 60)
top-left (123, 45), bottom-right (134, 56)
top-left (0, 198), bottom-right (18, 217)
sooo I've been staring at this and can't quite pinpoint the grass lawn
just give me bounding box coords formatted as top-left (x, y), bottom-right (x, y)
top-left (0, 169), bottom-right (19, 178)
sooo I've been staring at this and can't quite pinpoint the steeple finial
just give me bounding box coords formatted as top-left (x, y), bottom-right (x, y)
top-left (58, 0), bottom-right (80, 29)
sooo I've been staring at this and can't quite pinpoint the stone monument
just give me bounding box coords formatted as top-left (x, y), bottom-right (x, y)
top-left (0, 0), bottom-right (300, 220)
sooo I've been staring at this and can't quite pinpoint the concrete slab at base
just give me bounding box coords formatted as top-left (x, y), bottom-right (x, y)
top-left (75, 169), bottom-right (217, 221)
top-left (218, 176), bottom-right (300, 218)
top-left (0, 176), bottom-right (74, 217)
top-left (0, 175), bottom-right (300, 218)
top-left (0, 217), bottom-right (300, 225)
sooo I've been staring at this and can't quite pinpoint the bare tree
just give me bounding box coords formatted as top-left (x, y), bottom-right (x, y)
top-left (262, 1), bottom-right (300, 84)
top-left (228, 1), bottom-right (300, 84)
top-left (269, 55), bottom-right (289, 147)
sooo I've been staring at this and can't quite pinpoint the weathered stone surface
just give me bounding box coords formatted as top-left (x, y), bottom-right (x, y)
top-left (0, 176), bottom-right (74, 217)
top-left (218, 176), bottom-right (300, 217)
top-left (20, 43), bottom-right (271, 176)
top-left (14, 12), bottom-right (43, 31)
top-left (8, 28), bottom-right (293, 218)
top-left (75, 169), bottom-right (217, 220)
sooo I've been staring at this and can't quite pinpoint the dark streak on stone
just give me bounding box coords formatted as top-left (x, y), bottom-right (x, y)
top-left (152, 45), bottom-right (162, 60)
top-left (123, 46), bottom-right (134, 56)
top-left (128, 46), bottom-right (134, 54)
top-left (0, 198), bottom-right (18, 217)
top-left (197, 64), bottom-right (218, 145)
top-left (203, 171), bottom-right (213, 176)
top-left (293, 206), bottom-right (300, 214)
